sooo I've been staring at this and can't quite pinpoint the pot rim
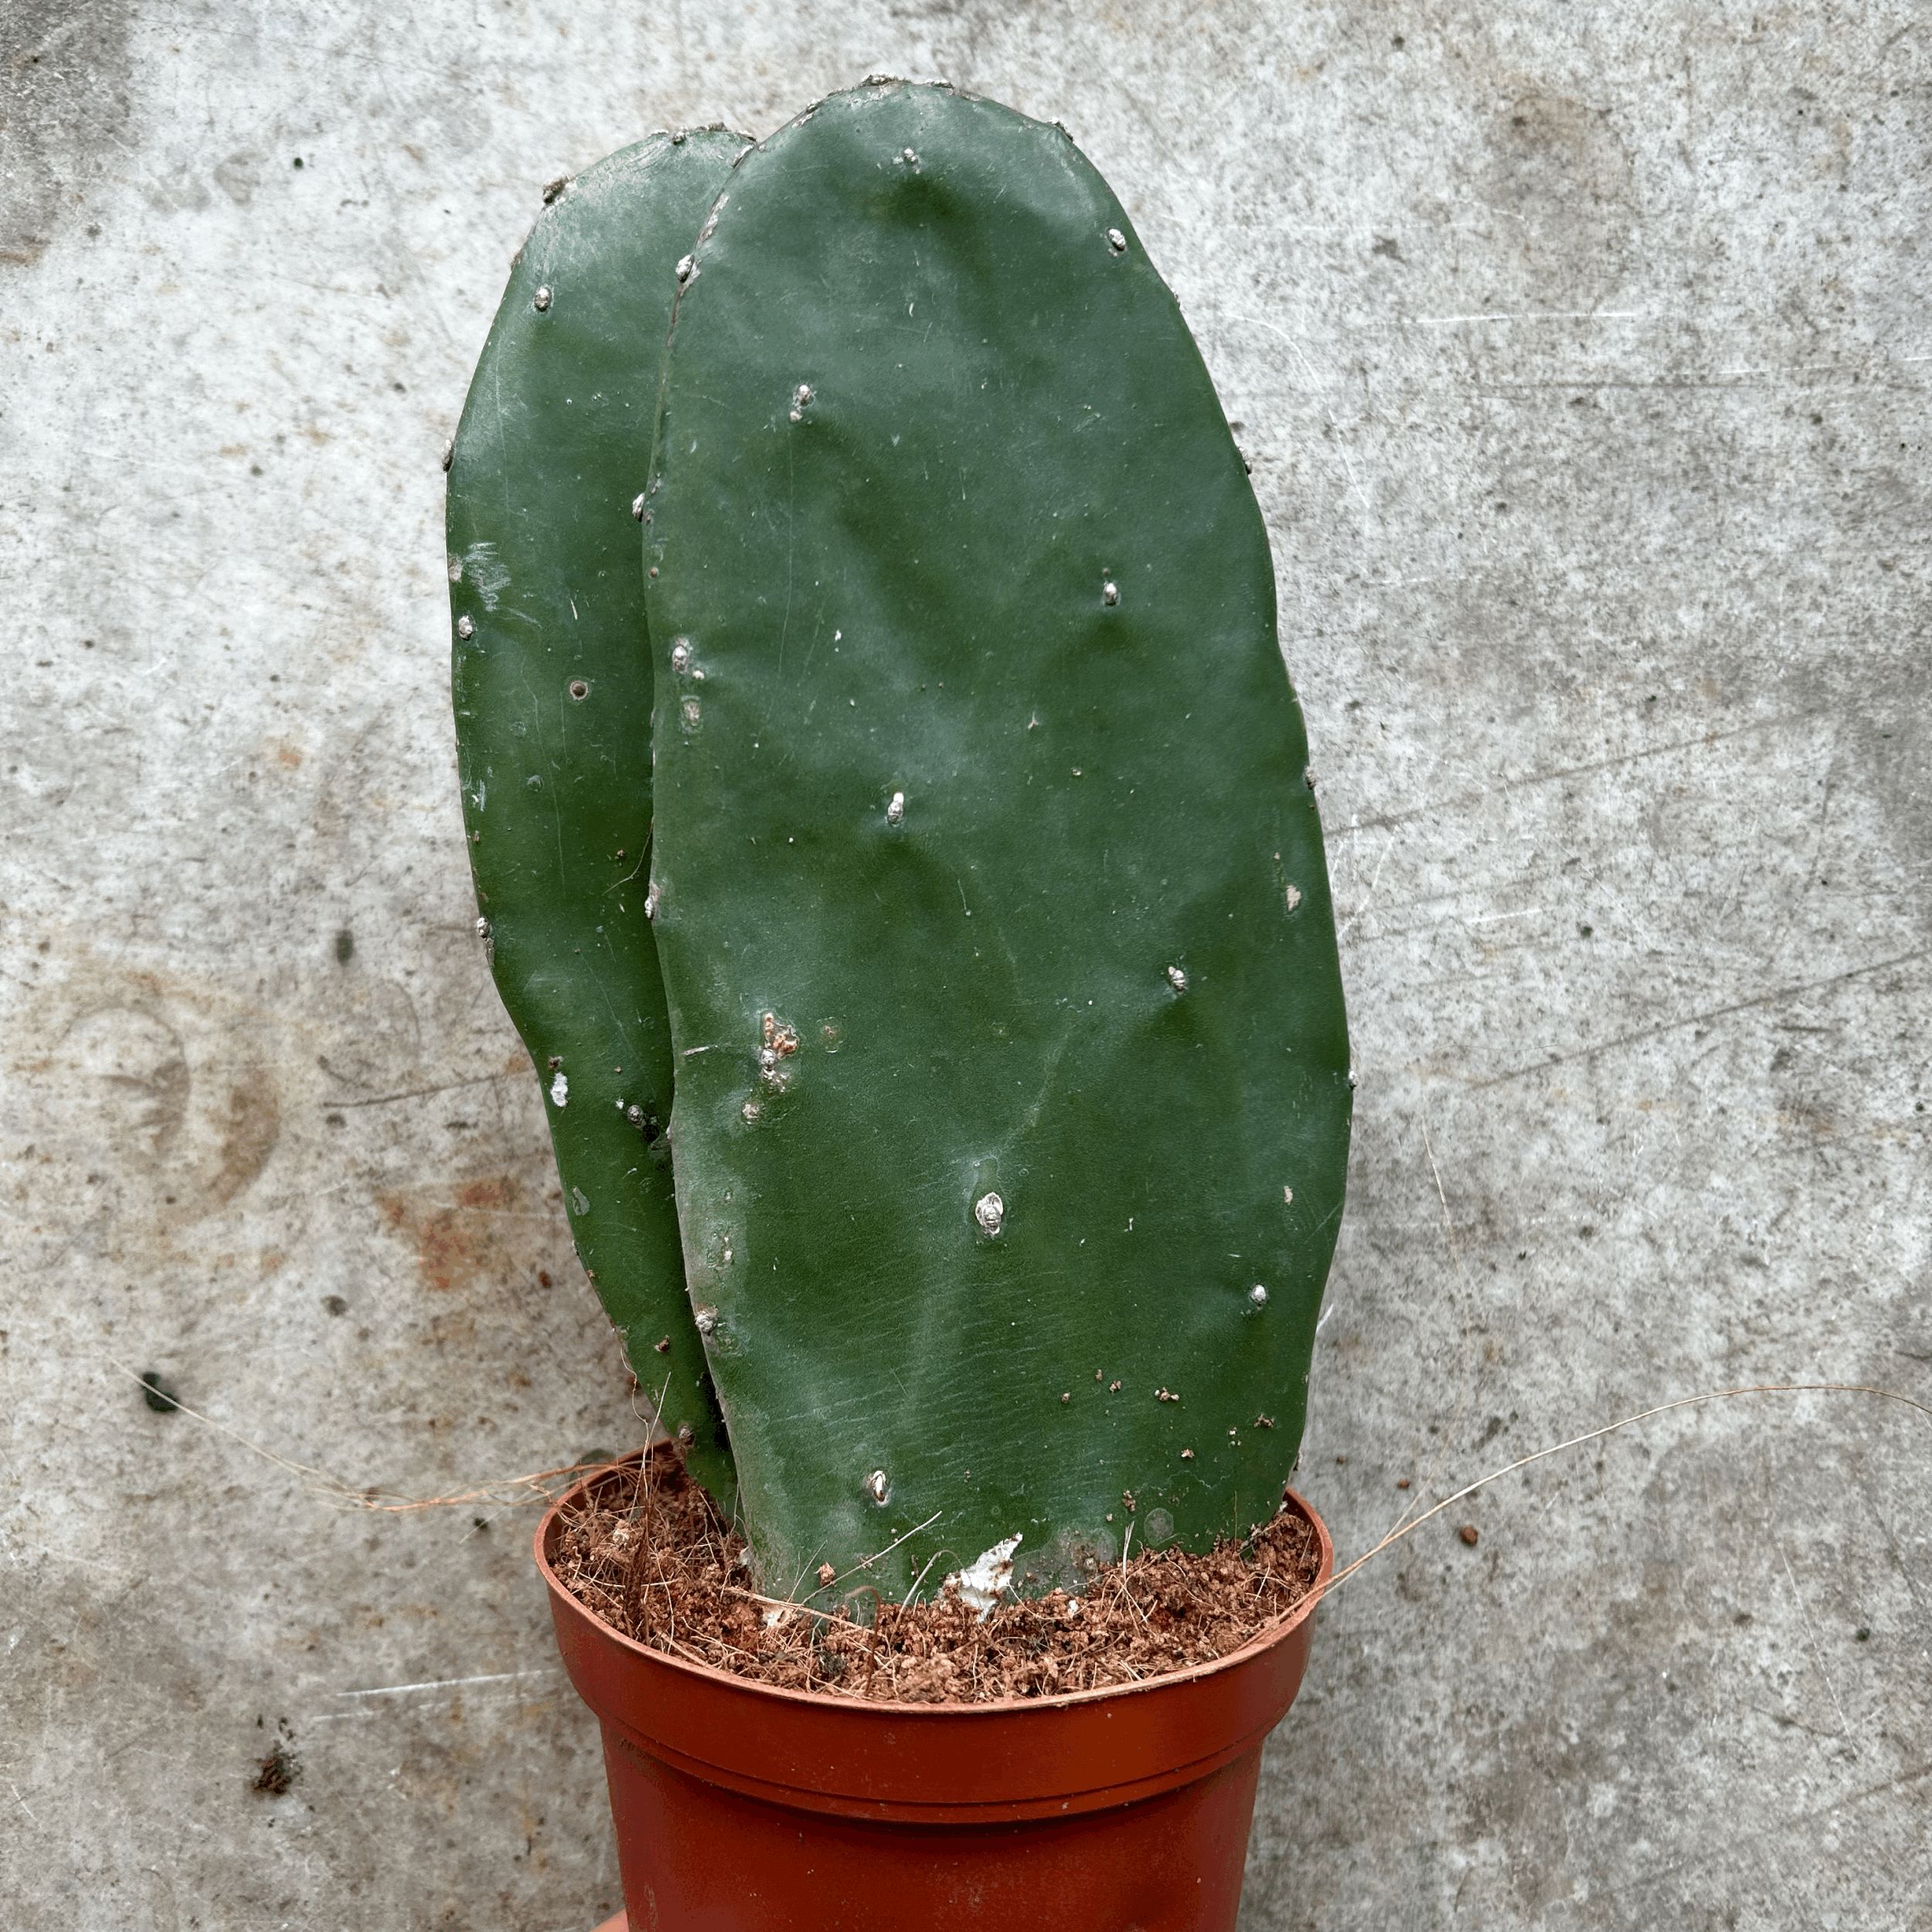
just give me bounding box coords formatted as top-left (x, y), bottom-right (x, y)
top-left (534, 1445), bottom-right (1332, 1721)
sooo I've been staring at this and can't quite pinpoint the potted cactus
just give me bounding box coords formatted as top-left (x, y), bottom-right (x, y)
top-left (447, 82), bottom-right (1350, 1932)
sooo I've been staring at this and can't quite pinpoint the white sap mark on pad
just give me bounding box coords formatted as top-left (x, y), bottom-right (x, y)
top-left (886, 790), bottom-right (905, 825)
top-left (462, 542), bottom-right (512, 611)
top-left (549, 1070), bottom-right (569, 1108)
top-left (1249, 1284), bottom-right (1268, 1308)
top-left (572, 1188), bottom-right (590, 1216)
top-left (946, 1534), bottom-right (1022, 1618)
top-left (974, 1192), bottom-right (1005, 1237)
top-left (1284, 883), bottom-right (1303, 913)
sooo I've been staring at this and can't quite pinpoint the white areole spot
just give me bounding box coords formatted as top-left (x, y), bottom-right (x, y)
top-left (945, 1533), bottom-right (1022, 1618)
top-left (549, 1070), bottom-right (569, 1108)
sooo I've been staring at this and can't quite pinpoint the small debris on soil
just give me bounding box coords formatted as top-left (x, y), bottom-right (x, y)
top-left (1458, 1523), bottom-right (1480, 1546)
top-left (554, 1453), bottom-right (1321, 1704)
top-left (139, 1371), bottom-right (179, 1413)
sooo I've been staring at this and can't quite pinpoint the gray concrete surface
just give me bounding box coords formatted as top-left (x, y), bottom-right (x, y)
top-left (3, 3), bottom-right (1928, 1927)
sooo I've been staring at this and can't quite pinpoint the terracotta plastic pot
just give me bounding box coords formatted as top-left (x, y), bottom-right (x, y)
top-left (538, 1454), bottom-right (1331, 1932)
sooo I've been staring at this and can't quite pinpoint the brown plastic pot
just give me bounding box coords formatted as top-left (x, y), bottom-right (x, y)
top-left (538, 1454), bottom-right (1331, 1932)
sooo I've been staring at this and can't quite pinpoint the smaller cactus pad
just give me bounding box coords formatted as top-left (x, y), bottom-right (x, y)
top-left (447, 132), bottom-right (748, 1505)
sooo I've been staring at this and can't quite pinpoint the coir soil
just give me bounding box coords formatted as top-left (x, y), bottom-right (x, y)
top-left (553, 1451), bottom-right (1321, 1704)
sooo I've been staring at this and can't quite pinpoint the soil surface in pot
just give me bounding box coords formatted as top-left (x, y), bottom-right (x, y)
top-left (553, 1456), bottom-right (1321, 1703)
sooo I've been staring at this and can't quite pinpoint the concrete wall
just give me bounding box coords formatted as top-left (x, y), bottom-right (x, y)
top-left (3, 3), bottom-right (1927, 1927)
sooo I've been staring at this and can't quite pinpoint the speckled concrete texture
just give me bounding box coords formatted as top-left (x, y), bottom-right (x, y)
top-left (2, 5), bottom-right (1927, 1928)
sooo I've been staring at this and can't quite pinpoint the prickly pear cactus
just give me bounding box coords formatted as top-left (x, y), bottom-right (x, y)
top-left (447, 131), bottom-right (747, 1505)
top-left (645, 83), bottom-right (1351, 1597)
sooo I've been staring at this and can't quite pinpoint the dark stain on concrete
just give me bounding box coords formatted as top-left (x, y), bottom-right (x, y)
top-left (208, 1077), bottom-right (281, 1209)
top-left (0, 0), bottom-right (134, 268)
top-left (1480, 88), bottom-right (1635, 304)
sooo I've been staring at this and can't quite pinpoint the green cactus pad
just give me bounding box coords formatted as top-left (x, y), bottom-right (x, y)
top-left (647, 83), bottom-right (1350, 1597)
top-left (448, 131), bottom-right (747, 1505)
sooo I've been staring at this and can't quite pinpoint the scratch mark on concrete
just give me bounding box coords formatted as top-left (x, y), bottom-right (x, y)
top-left (332, 1668), bottom-right (555, 1699)
top-left (1333, 715), bottom-right (1803, 841)
top-left (1774, 1529), bottom-right (1853, 1743)
top-left (1208, 308), bottom-right (1370, 510)
top-left (318, 1070), bottom-right (511, 1109)
top-left (1412, 310), bottom-right (1647, 325)
top-left (1479, 947), bottom-right (1932, 1087)
top-left (1335, 829), bottom-right (1393, 940)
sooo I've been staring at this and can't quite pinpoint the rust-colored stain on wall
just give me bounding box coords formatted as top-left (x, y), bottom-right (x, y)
top-left (378, 1175), bottom-right (524, 1293)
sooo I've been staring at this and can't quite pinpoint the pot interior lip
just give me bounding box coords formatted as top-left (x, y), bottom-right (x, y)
top-left (534, 1447), bottom-right (1333, 1719)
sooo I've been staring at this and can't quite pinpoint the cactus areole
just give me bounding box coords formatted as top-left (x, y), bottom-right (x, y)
top-left (645, 83), bottom-right (1351, 1601)
top-left (447, 133), bottom-right (750, 1509)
